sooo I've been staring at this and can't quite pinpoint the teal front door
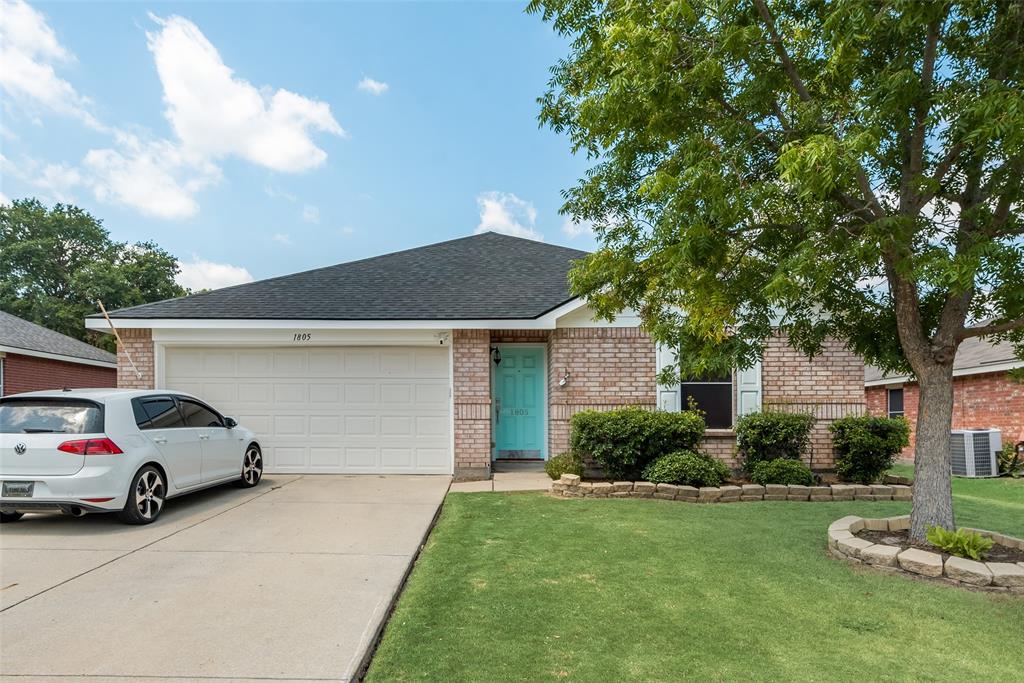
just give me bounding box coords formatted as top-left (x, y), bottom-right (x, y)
top-left (493, 346), bottom-right (546, 460)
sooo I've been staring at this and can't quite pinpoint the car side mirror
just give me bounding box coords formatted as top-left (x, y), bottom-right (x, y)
top-left (224, 417), bottom-right (238, 429)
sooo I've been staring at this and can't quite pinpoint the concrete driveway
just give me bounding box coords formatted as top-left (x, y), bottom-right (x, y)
top-left (0, 474), bottom-right (449, 682)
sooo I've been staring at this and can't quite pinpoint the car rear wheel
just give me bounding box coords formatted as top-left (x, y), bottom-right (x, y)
top-left (1, 511), bottom-right (25, 523)
top-left (237, 444), bottom-right (263, 488)
top-left (119, 466), bottom-right (166, 525)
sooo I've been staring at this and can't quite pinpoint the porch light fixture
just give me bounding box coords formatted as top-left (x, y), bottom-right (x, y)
top-left (490, 347), bottom-right (502, 365)
top-left (559, 369), bottom-right (571, 386)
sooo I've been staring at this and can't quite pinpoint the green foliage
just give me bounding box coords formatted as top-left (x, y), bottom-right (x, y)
top-left (641, 450), bottom-right (732, 487)
top-left (750, 458), bottom-right (815, 486)
top-left (544, 452), bottom-right (583, 480)
top-left (998, 443), bottom-right (1023, 478)
top-left (926, 526), bottom-right (994, 561)
top-left (830, 416), bottom-right (911, 484)
top-left (530, 0), bottom-right (1024, 533)
top-left (569, 407), bottom-right (705, 480)
top-left (0, 198), bottom-right (187, 351)
top-left (735, 411), bottom-right (814, 471)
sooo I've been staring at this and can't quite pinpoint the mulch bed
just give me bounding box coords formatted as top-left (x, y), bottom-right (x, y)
top-left (857, 529), bottom-right (1024, 564)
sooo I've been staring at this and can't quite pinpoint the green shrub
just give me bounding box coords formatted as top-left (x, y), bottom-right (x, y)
top-left (926, 526), bottom-right (994, 561)
top-left (544, 452), bottom-right (583, 480)
top-left (749, 458), bottom-right (815, 486)
top-left (569, 407), bottom-right (705, 480)
top-left (830, 415), bottom-right (910, 484)
top-left (998, 443), bottom-right (1023, 477)
top-left (641, 450), bottom-right (732, 487)
top-left (735, 410), bottom-right (815, 471)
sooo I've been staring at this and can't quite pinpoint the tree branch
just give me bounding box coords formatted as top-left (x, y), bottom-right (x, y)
top-left (753, 0), bottom-right (811, 102)
top-left (956, 317), bottom-right (1024, 341)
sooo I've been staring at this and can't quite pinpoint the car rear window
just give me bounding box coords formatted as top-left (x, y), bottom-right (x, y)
top-left (0, 398), bottom-right (104, 434)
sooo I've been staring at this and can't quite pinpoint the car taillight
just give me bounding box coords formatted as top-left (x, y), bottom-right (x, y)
top-left (57, 438), bottom-right (123, 455)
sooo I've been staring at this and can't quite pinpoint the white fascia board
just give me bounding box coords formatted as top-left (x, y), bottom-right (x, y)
top-left (0, 344), bottom-right (117, 369)
top-left (864, 359), bottom-right (1024, 387)
top-left (86, 315), bottom-right (573, 332)
top-left (152, 327), bottom-right (452, 347)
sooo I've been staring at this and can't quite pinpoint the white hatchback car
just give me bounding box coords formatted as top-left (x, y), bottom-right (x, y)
top-left (0, 389), bottom-right (263, 524)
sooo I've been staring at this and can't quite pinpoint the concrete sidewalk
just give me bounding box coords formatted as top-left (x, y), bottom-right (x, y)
top-left (0, 474), bottom-right (449, 682)
top-left (450, 462), bottom-right (551, 493)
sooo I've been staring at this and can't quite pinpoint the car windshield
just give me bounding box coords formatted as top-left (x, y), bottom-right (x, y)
top-left (0, 399), bottom-right (103, 434)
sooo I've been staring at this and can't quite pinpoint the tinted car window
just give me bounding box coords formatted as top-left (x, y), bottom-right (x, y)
top-left (0, 398), bottom-right (103, 434)
top-left (142, 398), bottom-right (185, 429)
top-left (131, 399), bottom-right (151, 429)
top-left (179, 400), bottom-right (223, 428)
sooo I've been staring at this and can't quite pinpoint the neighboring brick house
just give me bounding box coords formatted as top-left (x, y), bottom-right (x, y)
top-left (85, 233), bottom-right (863, 480)
top-left (0, 311), bottom-right (117, 395)
top-left (865, 336), bottom-right (1024, 459)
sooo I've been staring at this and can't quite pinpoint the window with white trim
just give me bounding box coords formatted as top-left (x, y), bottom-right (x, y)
top-left (887, 387), bottom-right (904, 418)
top-left (681, 371), bottom-right (733, 429)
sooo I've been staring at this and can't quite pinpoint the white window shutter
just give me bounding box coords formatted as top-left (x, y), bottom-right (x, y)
top-left (655, 343), bottom-right (679, 412)
top-left (736, 361), bottom-right (762, 416)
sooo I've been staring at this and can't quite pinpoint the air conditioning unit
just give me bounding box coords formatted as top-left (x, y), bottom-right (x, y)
top-left (950, 429), bottom-right (1001, 478)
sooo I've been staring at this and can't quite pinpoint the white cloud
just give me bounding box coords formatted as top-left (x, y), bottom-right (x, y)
top-left (264, 184), bottom-right (297, 202)
top-left (176, 256), bottom-right (254, 291)
top-left (272, 232), bottom-right (292, 245)
top-left (31, 162), bottom-right (82, 203)
top-left (474, 191), bottom-right (543, 241)
top-left (0, 0), bottom-right (104, 130)
top-left (357, 77), bottom-right (389, 95)
top-left (561, 217), bottom-right (595, 239)
top-left (302, 204), bottom-right (320, 223)
top-left (0, 191), bottom-right (10, 205)
top-left (147, 14), bottom-right (344, 173)
top-left (84, 131), bottom-right (221, 219)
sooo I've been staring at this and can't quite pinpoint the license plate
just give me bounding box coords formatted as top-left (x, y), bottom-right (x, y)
top-left (2, 481), bottom-right (34, 497)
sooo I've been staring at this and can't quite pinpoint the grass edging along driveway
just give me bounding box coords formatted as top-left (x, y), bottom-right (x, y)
top-left (366, 476), bottom-right (1024, 682)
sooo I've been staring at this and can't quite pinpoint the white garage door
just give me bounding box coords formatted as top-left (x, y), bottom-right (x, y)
top-left (163, 346), bottom-right (451, 474)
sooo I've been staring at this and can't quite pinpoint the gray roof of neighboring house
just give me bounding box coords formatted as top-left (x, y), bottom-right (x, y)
top-left (90, 232), bottom-right (590, 321)
top-left (0, 310), bottom-right (117, 365)
top-left (865, 334), bottom-right (1022, 384)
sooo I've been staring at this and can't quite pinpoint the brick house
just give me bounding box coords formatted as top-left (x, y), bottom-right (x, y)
top-left (1, 310), bottom-right (117, 395)
top-left (865, 337), bottom-right (1024, 459)
top-left (86, 233), bottom-right (863, 480)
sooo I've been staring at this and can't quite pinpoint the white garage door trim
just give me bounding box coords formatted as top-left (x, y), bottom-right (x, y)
top-left (160, 344), bottom-right (453, 475)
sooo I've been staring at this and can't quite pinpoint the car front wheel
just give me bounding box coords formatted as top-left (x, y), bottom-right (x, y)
top-left (237, 444), bottom-right (263, 488)
top-left (119, 466), bottom-right (166, 525)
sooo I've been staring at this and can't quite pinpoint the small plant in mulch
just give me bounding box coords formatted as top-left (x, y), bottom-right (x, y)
top-left (856, 529), bottom-right (1024, 564)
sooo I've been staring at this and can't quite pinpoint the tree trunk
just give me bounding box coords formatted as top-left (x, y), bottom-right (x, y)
top-left (909, 367), bottom-right (956, 541)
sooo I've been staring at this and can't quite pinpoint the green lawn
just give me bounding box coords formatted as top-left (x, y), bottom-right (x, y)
top-left (367, 480), bottom-right (1024, 682)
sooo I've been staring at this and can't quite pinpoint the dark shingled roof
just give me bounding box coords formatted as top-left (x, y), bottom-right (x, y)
top-left (0, 310), bottom-right (117, 365)
top-left (93, 233), bottom-right (590, 320)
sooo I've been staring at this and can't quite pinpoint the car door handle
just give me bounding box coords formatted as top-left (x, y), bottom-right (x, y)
top-left (152, 437), bottom-right (167, 444)
top-left (198, 434), bottom-right (209, 440)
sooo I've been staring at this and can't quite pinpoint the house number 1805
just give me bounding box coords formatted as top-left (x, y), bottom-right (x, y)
top-left (293, 333), bottom-right (312, 341)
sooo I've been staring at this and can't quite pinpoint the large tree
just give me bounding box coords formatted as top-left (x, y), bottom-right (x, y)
top-left (531, 0), bottom-right (1024, 539)
top-left (0, 198), bottom-right (187, 351)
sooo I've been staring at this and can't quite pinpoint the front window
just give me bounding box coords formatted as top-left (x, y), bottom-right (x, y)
top-left (681, 371), bottom-right (733, 429)
top-left (0, 398), bottom-right (104, 434)
top-left (887, 388), bottom-right (904, 418)
top-left (179, 399), bottom-right (224, 428)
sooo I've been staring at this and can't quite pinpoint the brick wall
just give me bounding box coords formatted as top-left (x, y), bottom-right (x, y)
top-left (760, 334), bottom-right (865, 469)
top-left (1, 353), bottom-right (116, 395)
top-left (866, 370), bottom-right (1024, 459)
top-left (453, 329), bottom-right (492, 479)
top-left (116, 328), bottom-right (155, 389)
top-left (546, 327), bottom-right (658, 456)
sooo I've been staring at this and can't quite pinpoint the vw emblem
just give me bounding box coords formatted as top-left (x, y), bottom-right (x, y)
top-left (14, 442), bottom-right (27, 455)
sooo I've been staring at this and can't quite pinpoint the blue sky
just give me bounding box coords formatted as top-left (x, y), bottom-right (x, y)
top-left (0, 0), bottom-right (596, 290)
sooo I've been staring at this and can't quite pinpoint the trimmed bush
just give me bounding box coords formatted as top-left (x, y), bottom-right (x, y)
top-left (570, 407), bottom-right (705, 480)
top-left (544, 452), bottom-right (583, 480)
top-left (998, 443), bottom-right (1023, 477)
top-left (735, 410), bottom-right (815, 471)
top-left (642, 450), bottom-right (732, 487)
top-left (830, 415), bottom-right (910, 484)
top-left (750, 458), bottom-right (815, 486)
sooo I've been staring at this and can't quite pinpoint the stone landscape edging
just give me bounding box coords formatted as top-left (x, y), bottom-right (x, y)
top-left (827, 514), bottom-right (1024, 594)
top-left (550, 474), bottom-right (913, 502)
